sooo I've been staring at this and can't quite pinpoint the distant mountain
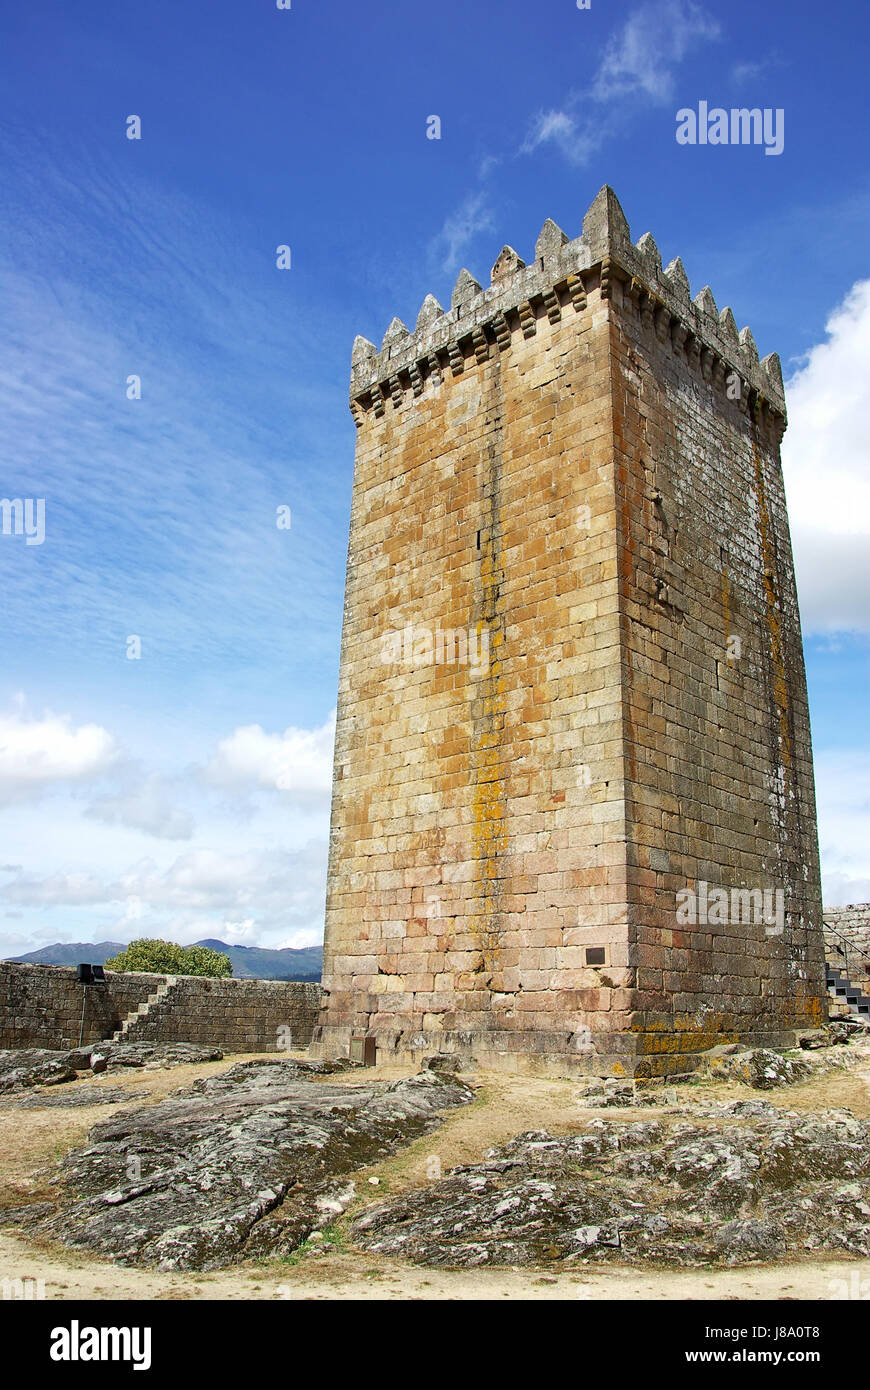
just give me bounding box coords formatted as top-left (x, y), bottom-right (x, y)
top-left (194, 939), bottom-right (323, 981)
top-left (5, 938), bottom-right (323, 981)
top-left (5, 941), bottom-right (126, 968)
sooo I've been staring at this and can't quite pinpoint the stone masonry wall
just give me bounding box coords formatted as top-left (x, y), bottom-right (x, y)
top-left (824, 905), bottom-right (870, 994)
top-left (0, 961), bottom-right (322, 1053)
top-left (315, 186), bottom-right (826, 1077)
top-left (318, 214), bottom-right (633, 1074)
top-left (608, 222), bottom-right (825, 1073)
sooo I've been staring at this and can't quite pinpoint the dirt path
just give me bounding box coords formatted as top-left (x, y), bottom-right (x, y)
top-left (0, 1228), bottom-right (863, 1301)
top-left (2, 1048), bottom-right (869, 1301)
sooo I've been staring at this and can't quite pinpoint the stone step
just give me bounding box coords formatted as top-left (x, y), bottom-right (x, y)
top-left (109, 976), bottom-right (180, 1043)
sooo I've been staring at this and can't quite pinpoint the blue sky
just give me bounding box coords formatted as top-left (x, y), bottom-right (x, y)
top-left (1, 0), bottom-right (868, 955)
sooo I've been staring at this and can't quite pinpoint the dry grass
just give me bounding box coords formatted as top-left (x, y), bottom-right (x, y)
top-left (1, 1044), bottom-right (869, 1301)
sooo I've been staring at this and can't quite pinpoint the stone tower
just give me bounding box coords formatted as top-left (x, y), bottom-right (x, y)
top-left (313, 186), bottom-right (826, 1078)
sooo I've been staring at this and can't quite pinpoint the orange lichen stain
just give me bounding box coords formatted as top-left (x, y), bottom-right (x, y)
top-left (752, 440), bottom-right (792, 777)
top-left (470, 389), bottom-right (507, 975)
top-left (471, 614), bottom-right (507, 972)
top-left (786, 981), bottom-right (825, 1028)
top-left (632, 1011), bottom-right (738, 1054)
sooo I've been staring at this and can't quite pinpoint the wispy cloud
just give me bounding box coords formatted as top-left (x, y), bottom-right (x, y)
top-left (0, 127), bottom-right (345, 686)
top-left (86, 773), bottom-right (195, 841)
top-left (435, 1), bottom-right (720, 268)
top-left (731, 59), bottom-right (764, 84)
top-left (592, 0), bottom-right (720, 103)
top-left (432, 191), bottom-right (496, 275)
top-left (0, 841), bottom-right (328, 950)
top-left (730, 57), bottom-right (783, 86)
top-left (523, 0), bottom-right (721, 164)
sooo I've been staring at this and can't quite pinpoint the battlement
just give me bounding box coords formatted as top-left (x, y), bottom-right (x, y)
top-left (350, 185), bottom-right (786, 438)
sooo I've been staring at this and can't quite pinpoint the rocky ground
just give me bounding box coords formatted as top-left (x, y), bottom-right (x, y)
top-left (4, 1059), bottom-right (474, 1270)
top-left (0, 1042), bottom-right (224, 1092)
top-left (352, 1099), bottom-right (870, 1268)
top-left (14, 1084), bottom-right (148, 1109)
top-left (1, 1028), bottom-right (869, 1297)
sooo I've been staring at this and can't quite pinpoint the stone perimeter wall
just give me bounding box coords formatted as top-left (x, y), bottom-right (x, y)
top-left (824, 905), bottom-right (870, 958)
top-left (0, 961), bottom-right (322, 1053)
top-left (824, 906), bottom-right (870, 994)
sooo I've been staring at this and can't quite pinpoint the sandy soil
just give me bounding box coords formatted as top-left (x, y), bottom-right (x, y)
top-left (2, 1048), bottom-right (869, 1301)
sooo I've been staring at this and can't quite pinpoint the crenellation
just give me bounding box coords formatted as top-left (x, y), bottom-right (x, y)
top-left (348, 188), bottom-right (786, 434)
top-left (739, 324), bottom-right (759, 365)
top-left (415, 292), bottom-right (444, 332)
top-left (491, 245), bottom-right (525, 283)
top-left (635, 231), bottom-right (662, 278)
top-left (535, 216), bottom-right (569, 266)
top-left (761, 351), bottom-right (784, 394)
top-left (693, 284), bottom-right (718, 323)
top-left (662, 255), bottom-right (691, 301)
top-left (451, 266), bottom-right (483, 310)
top-left (382, 316), bottom-right (411, 355)
top-left (581, 183), bottom-right (631, 259)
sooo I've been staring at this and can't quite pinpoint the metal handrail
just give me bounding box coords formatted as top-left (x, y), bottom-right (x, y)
top-left (824, 920), bottom-right (870, 983)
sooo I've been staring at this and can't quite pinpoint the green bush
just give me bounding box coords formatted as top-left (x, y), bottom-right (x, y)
top-left (104, 938), bottom-right (232, 978)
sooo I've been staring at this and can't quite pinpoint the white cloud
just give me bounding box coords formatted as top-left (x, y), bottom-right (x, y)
top-left (1, 842), bottom-right (328, 949)
top-left (815, 749), bottom-right (870, 906)
top-left (0, 702), bottom-right (196, 837)
top-left (433, 192), bottom-right (496, 274)
top-left (592, 0), bottom-right (720, 104)
top-left (782, 279), bottom-right (870, 634)
top-left (206, 711), bottom-right (336, 804)
top-left (1, 869), bottom-right (108, 906)
top-left (523, 0), bottom-right (720, 162)
top-left (731, 59), bottom-right (765, 84)
top-left (0, 705), bottom-right (337, 953)
top-left (86, 774), bottom-right (194, 841)
top-left (520, 110), bottom-right (598, 167)
top-left (0, 707), bottom-right (118, 804)
top-left (439, 4), bottom-right (720, 264)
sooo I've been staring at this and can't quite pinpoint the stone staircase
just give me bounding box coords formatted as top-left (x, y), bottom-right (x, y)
top-left (826, 965), bottom-right (870, 1022)
top-left (109, 976), bottom-right (181, 1043)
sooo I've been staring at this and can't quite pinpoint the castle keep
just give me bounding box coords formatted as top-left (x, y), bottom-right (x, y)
top-left (313, 186), bottom-right (827, 1077)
